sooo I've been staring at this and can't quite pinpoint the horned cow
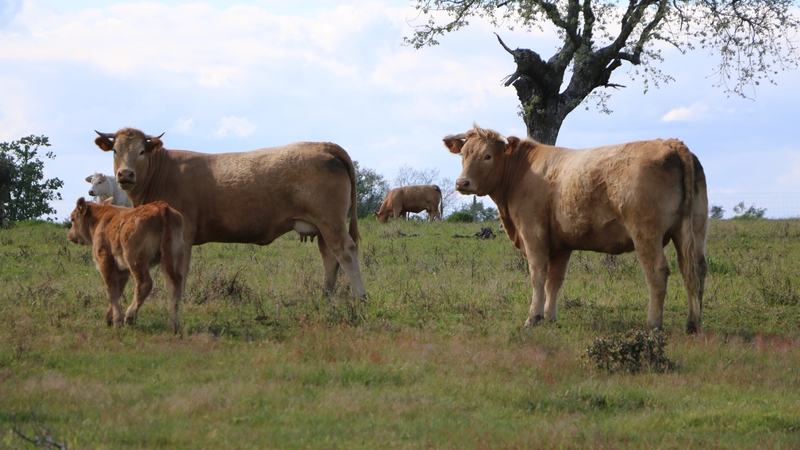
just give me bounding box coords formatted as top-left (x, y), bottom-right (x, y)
top-left (93, 128), bottom-right (366, 300)
top-left (443, 124), bottom-right (708, 333)
top-left (85, 172), bottom-right (132, 207)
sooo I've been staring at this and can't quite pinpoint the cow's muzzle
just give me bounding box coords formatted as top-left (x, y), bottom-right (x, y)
top-left (117, 169), bottom-right (136, 189)
top-left (455, 178), bottom-right (473, 193)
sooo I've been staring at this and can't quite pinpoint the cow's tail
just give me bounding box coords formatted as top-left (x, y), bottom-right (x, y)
top-left (671, 139), bottom-right (705, 333)
top-left (159, 203), bottom-right (182, 286)
top-left (436, 185), bottom-right (443, 220)
top-left (333, 147), bottom-right (360, 247)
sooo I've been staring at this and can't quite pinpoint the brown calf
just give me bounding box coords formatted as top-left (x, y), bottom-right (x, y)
top-left (67, 197), bottom-right (187, 332)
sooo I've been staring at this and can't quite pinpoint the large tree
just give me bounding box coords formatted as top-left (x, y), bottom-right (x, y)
top-left (406, 1), bottom-right (799, 145)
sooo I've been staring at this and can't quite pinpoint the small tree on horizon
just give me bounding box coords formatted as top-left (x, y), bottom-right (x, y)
top-left (0, 135), bottom-right (63, 225)
top-left (354, 160), bottom-right (390, 219)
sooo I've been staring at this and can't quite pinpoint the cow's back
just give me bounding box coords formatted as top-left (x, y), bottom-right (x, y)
top-left (133, 142), bottom-right (355, 245)
top-left (541, 140), bottom-right (691, 252)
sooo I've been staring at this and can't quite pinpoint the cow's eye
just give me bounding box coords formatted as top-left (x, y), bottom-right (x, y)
top-left (484, 154), bottom-right (491, 160)
top-left (139, 150), bottom-right (145, 156)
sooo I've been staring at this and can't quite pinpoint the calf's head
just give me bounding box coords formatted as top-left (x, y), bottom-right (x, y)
top-left (442, 124), bottom-right (519, 197)
top-left (67, 197), bottom-right (93, 246)
top-left (94, 128), bottom-right (164, 191)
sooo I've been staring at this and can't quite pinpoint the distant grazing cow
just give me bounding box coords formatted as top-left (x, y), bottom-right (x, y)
top-left (67, 197), bottom-right (186, 331)
top-left (93, 128), bottom-right (366, 299)
top-left (374, 185), bottom-right (442, 223)
top-left (443, 124), bottom-right (708, 333)
top-left (85, 173), bottom-right (132, 207)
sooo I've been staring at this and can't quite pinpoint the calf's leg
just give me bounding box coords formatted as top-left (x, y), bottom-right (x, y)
top-left (101, 269), bottom-right (129, 327)
top-left (125, 264), bottom-right (153, 326)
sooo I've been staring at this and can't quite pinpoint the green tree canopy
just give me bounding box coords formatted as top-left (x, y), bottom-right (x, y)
top-left (0, 135), bottom-right (64, 224)
top-left (406, 1), bottom-right (799, 144)
top-left (354, 160), bottom-right (390, 219)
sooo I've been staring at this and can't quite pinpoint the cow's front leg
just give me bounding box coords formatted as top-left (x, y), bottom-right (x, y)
top-left (523, 244), bottom-right (550, 328)
top-left (544, 251), bottom-right (572, 321)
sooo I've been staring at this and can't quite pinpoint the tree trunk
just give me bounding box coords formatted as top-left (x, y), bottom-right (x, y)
top-left (513, 80), bottom-right (570, 145)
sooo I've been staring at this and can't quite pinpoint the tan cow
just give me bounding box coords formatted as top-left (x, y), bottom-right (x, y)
top-left (94, 128), bottom-right (366, 299)
top-left (374, 185), bottom-right (442, 223)
top-left (443, 125), bottom-right (708, 333)
top-left (67, 197), bottom-right (186, 331)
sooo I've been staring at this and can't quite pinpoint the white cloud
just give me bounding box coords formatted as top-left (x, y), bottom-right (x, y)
top-left (661, 102), bottom-right (709, 122)
top-left (171, 117), bottom-right (193, 133)
top-left (216, 116), bottom-right (256, 138)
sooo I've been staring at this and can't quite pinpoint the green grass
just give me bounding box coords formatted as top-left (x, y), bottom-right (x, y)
top-left (1, 218), bottom-right (799, 448)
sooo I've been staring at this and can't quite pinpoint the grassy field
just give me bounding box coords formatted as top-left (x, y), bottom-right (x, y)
top-left (1, 217), bottom-right (799, 449)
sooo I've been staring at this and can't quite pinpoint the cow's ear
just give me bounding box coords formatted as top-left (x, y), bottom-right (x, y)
top-left (95, 136), bottom-right (114, 152)
top-left (85, 175), bottom-right (93, 183)
top-left (145, 138), bottom-right (163, 154)
top-left (504, 136), bottom-right (520, 155)
top-left (443, 137), bottom-right (465, 154)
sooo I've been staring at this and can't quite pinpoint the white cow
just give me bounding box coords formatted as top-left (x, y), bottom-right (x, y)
top-left (85, 173), bottom-right (132, 207)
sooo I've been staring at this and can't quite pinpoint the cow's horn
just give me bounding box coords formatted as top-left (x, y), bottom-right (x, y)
top-left (498, 134), bottom-right (509, 145)
top-left (443, 133), bottom-right (467, 141)
top-left (145, 132), bottom-right (165, 140)
top-left (95, 130), bottom-right (116, 139)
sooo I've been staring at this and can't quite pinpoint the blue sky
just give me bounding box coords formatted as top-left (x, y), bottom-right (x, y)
top-left (2, 0), bottom-right (799, 219)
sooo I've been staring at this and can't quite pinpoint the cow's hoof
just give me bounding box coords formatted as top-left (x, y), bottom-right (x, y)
top-left (125, 316), bottom-right (136, 326)
top-left (686, 321), bottom-right (703, 335)
top-left (523, 315), bottom-right (544, 328)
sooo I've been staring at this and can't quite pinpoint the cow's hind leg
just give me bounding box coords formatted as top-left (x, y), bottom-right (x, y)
top-left (317, 235), bottom-right (341, 295)
top-left (317, 224), bottom-right (366, 298)
top-left (634, 236), bottom-right (670, 330)
top-left (673, 232), bottom-right (707, 334)
top-left (125, 264), bottom-right (153, 327)
top-left (161, 256), bottom-right (185, 334)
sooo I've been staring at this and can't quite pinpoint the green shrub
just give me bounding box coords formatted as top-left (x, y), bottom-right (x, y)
top-left (584, 330), bottom-right (675, 374)
top-left (445, 210), bottom-right (473, 222)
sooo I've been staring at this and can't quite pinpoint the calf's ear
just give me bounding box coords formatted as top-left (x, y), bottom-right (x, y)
top-left (442, 136), bottom-right (465, 154)
top-left (95, 136), bottom-right (114, 152)
top-left (76, 197), bottom-right (87, 212)
top-left (145, 137), bottom-right (164, 154)
top-left (504, 136), bottom-right (520, 155)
